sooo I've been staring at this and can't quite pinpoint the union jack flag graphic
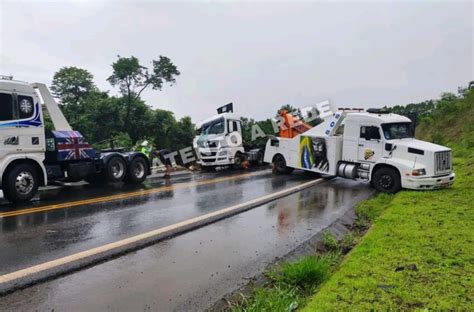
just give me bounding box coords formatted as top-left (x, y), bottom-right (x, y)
top-left (53, 131), bottom-right (96, 161)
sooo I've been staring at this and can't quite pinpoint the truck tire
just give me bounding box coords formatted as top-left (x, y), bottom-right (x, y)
top-left (126, 157), bottom-right (148, 184)
top-left (273, 154), bottom-right (294, 174)
top-left (105, 156), bottom-right (127, 183)
top-left (3, 163), bottom-right (39, 203)
top-left (372, 167), bottom-right (401, 193)
top-left (233, 153), bottom-right (246, 170)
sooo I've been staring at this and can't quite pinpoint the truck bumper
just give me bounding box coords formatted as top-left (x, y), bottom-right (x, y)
top-left (402, 172), bottom-right (455, 190)
top-left (198, 156), bottom-right (234, 167)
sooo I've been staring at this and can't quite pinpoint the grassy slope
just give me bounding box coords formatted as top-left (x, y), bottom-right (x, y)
top-left (304, 91), bottom-right (474, 310)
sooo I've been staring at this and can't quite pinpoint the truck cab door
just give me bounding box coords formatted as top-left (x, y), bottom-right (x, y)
top-left (0, 91), bottom-right (44, 161)
top-left (358, 125), bottom-right (383, 162)
top-left (226, 120), bottom-right (242, 147)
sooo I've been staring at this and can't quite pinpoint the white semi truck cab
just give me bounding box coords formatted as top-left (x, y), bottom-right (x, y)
top-left (264, 108), bottom-right (455, 193)
top-left (193, 104), bottom-right (264, 169)
top-left (0, 76), bottom-right (151, 203)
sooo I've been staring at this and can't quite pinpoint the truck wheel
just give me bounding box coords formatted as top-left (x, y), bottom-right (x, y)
top-left (3, 163), bottom-right (39, 203)
top-left (273, 154), bottom-right (294, 174)
top-left (372, 167), bottom-right (401, 193)
top-left (126, 157), bottom-right (148, 184)
top-left (105, 156), bottom-right (126, 183)
top-left (233, 153), bottom-right (245, 170)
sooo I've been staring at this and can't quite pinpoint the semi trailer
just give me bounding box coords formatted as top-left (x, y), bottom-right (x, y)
top-left (0, 76), bottom-right (151, 203)
top-left (264, 107), bottom-right (455, 193)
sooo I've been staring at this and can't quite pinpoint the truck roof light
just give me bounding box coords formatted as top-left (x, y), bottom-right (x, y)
top-left (337, 108), bottom-right (365, 112)
top-left (0, 75), bottom-right (14, 80)
top-left (367, 108), bottom-right (390, 114)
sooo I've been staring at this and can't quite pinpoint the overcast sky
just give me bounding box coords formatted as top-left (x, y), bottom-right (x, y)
top-left (1, 0), bottom-right (472, 122)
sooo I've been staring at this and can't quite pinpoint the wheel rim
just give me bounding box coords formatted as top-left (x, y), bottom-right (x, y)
top-left (379, 174), bottom-right (393, 189)
top-left (133, 162), bottom-right (145, 179)
top-left (111, 160), bottom-right (125, 179)
top-left (15, 171), bottom-right (35, 195)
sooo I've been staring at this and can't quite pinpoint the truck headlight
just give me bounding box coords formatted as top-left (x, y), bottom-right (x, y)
top-left (412, 169), bottom-right (426, 176)
top-left (218, 150), bottom-right (228, 156)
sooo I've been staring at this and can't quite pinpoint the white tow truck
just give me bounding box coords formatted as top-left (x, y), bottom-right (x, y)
top-left (0, 76), bottom-right (151, 203)
top-left (193, 103), bottom-right (265, 170)
top-left (264, 108), bottom-right (455, 193)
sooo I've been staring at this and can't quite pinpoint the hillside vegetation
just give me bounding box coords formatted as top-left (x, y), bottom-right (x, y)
top-left (416, 88), bottom-right (474, 157)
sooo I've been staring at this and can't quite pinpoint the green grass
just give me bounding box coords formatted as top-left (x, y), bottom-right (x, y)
top-left (303, 157), bottom-right (474, 310)
top-left (268, 254), bottom-right (337, 292)
top-left (321, 233), bottom-right (340, 253)
top-left (232, 285), bottom-right (299, 312)
top-left (230, 255), bottom-right (337, 312)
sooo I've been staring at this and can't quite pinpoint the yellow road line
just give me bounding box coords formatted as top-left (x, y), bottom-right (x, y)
top-left (0, 170), bottom-right (270, 218)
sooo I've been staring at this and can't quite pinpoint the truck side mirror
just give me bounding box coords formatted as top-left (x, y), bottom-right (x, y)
top-left (385, 143), bottom-right (393, 151)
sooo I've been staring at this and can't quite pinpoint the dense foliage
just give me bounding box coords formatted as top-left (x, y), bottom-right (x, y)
top-left (388, 85), bottom-right (472, 134)
top-left (50, 57), bottom-right (194, 151)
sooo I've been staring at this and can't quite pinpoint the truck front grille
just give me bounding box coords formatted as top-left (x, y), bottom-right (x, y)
top-left (202, 158), bottom-right (216, 163)
top-left (200, 150), bottom-right (217, 157)
top-left (435, 151), bottom-right (452, 174)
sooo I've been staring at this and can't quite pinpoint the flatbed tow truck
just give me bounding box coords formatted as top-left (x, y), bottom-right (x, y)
top-left (0, 76), bottom-right (150, 203)
top-left (264, 107), bottom-right (455, 193)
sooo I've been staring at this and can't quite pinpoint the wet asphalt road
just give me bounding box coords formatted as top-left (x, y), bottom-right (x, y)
top-left (0, 168), bottom-right (314, 275)
top-left (0, 169), bottom-right (374, 311)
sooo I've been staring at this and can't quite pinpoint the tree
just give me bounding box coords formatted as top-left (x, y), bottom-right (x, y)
top-left (151, 109), bottom-right (177, 149)
top-left (81, 95), bottom-right (123, 147)
top-left (277, 104), bottom-right (297, 116)
top-left (240, 117), bottom-right (274, 148)
top-left (51, 67), bottom-right (102, 132)
top-left (169, 116), bottom-right (196, 151)
top-left (107, 55), bottom-right (180, 126)
top-left (51, 67), bottom-right (96, 106)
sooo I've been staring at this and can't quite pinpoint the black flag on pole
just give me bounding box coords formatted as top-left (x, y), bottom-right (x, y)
top-left (217, 103), bottom-right (233, 114)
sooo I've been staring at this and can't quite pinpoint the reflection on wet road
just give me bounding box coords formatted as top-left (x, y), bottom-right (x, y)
top-left (0, 169), bottom-right (314, 275)
top-left (0, 178), bottom-right (375, 311)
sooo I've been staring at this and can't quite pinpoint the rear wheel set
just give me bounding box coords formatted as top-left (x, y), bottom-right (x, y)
top-left (126, 157), bottom-right (148, 184)
top-left (86, 156), bottom-right (148, 185)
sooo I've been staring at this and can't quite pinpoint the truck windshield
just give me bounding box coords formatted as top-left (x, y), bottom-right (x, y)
top-left (382, 122), bottom-right (413, 140)
top-left (200, 117), bottom-right (225, 135)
